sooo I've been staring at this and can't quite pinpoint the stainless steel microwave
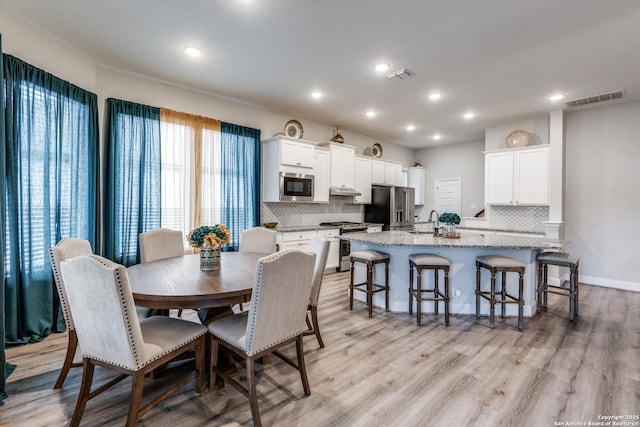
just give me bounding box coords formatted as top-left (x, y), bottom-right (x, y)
top-left (280, 172), bottom-right (314, 201)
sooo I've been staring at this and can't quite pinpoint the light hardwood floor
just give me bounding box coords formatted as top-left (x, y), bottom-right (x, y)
top-left (3, 272), bottom-right (639, 426)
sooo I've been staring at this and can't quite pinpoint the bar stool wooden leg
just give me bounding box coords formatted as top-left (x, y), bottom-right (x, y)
top-left (489, 269), bottom-right (497, 329)
top-left (475, 265), bottom-right (481, 319)
top-left (500, 271), bottom-right (507, 318)
top-left (518, 270), bottom-right (524, 330)
top-left (542, 264), bottom-right (549, 311)
top-left (444, 268), bottom-right (450, 326)
top-left (384, 260), bottom-right (390, 312)
top-left (571, 267), bottom-right (580, 316)
top-left (536, 262), bottom-right (543, 313)
top-left (433, 270), bottom-right (439, 316)
top-left (416, 267), bottom-right (423, 325)
top-left (349, 260), bottom-right (355, 311)
top-left (367, 263), bottom-right (374, 318)
top-left (408, 263), bottom-right (414, 315)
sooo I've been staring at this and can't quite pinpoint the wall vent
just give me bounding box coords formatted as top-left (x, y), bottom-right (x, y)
top-left (385, 68), bottom-right (414, 81)
top-left (565, 90), bottom-right (623, 108)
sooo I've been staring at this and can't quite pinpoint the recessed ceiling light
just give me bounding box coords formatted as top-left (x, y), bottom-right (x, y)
top-left (375, 63), bottom-right (390, 72)
top-left (428, 92), bottom-right (442, 101)
top-left (366, 110), bottom-right (376, 118)
top-left (406, 124), bottom-right (416, 131)
top-left (184, 46), bottom-right (203, 57)
top-left (463, 112), bottom-right (475, 119)
top-left (311, 91), bottom-right (323, 99)
top-left (549, 93), bottom-right (564, 102)
top-left (432, 134), bottom-right (442, 140)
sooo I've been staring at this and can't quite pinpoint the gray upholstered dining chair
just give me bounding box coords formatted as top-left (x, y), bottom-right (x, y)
top-left (208, 250), bottom-right (316, 427)
top-left (304, 234), bottom-right (330, 348)
top-left (60, 254), bottom-right (207, 427)
top-left (139, 227), bottom-right (184, 263)
top-left (48, 238), bottom-right (93, 389)
top-left (139, 227), bottom-right (185, 316)
top-left (239, 226), bottom-right (277, 254)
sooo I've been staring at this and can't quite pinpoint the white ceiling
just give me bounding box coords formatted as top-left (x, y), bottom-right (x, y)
top-left (2, 0), bottom-right (640, 148)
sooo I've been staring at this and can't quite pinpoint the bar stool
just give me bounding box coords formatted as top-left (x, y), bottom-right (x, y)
top-left (537, 252), bottom-right (580, 321)
top-left (476, 255), bottom-right (525, 330)
top-left (349, 250), bottom-right (390, 318)
top-left (408, 254), bottom-right (450, 326)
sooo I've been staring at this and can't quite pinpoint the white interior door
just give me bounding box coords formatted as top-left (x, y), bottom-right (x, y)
top-left (435, 178), bottom-right (461, 214)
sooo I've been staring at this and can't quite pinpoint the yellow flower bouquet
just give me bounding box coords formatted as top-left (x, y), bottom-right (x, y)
top-left (187, 225), bottom-right (230, 270)
top-left (187, 224), bottom-right (231, 249)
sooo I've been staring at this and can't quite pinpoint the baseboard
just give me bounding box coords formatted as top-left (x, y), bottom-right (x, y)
top-left (580, 275), bottom-right (640, 293)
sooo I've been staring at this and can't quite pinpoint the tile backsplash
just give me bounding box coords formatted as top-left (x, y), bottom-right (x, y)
top-left (464, 205), bottom-right (549, 233)
top-left (262, 197), bottom-right (363, 226)
top-left (262, 199), bottom-right (548, 233)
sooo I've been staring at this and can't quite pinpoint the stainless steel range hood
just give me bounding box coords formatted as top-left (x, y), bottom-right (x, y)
top-left (329, 186), bottom-right (362, 197)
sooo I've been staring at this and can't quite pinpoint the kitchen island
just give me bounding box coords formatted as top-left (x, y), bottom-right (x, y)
top-left (341, 230), bottom-right (563, 318)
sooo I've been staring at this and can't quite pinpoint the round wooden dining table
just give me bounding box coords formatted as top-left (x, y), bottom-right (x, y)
top-left (127, 252), bottom-right (263, 312)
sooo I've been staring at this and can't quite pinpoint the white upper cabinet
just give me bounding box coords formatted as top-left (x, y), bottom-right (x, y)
top-left (408, 166), bottom-right (426, 205)
top-left (324, 143), bottom-right (356, 189)
top-left (485, 146), bottom-right (549, 205)
top-left (280, 138), bottom-right (315, 168)
top-left (353, 156), bottom-right (373, 204)
top-left (313, 149), bottom-right (330, 202)
top-left (372, 159), bottom-right (402, 186)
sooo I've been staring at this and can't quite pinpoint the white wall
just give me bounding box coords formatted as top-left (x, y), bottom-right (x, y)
top-left (415, 140), bottom-right (485, 218)
top-left (565, 101), bottom-right (640, 289)
top-left (485, 116), bottom-right (549, 150)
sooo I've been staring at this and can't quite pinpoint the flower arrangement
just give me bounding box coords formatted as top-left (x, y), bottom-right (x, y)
top-left (187, 224), bottom-right (231, 249)
top-left (438, 212), bottom-right (461, 225)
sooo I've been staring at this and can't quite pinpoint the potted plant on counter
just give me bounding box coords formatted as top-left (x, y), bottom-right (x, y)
top-left (439, 212), bottom-right (461, 237)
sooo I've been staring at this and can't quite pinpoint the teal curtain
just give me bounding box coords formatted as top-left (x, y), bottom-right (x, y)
top-left (220, 122), bottom-right (261, 251)
top-left (0, 33), bottom-right (12, 407)
top-left (104, 98), bottom-right (161, 266)
top-left (2, 53), bottom-right (99, 401)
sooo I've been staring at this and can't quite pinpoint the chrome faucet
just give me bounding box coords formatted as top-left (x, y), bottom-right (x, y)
top-left (428, 209), bottom-right (440, 234)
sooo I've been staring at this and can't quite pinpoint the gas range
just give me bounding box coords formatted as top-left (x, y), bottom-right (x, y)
top-left (320, 222), bottom-right (368, 272)
top-left (319, 221), bottom-right (368, 234)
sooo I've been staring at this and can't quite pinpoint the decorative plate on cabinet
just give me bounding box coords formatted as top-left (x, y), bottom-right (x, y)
top-left (284, 120), bottom-right (304, 139)
top-left (371, 143), bottom-right (383, 158)
top-left (505, 130), bottom-right (530, 148)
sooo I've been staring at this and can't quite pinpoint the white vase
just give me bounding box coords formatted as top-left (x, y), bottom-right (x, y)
top-left (200, 246), bottom-right (221, 271)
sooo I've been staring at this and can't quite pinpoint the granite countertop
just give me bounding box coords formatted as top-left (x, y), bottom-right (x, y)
top-left (274, 225), bottom-right (340, 232)
top-left (340, 230), bottom-right (562, 249)
top-left (273, 223), bottom-right (384, 232)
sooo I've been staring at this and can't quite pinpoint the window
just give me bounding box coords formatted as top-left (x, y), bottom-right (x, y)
top-left (159, 109), bottom-right (221, 247)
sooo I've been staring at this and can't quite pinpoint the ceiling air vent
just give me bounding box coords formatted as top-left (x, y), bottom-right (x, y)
top-left (385, 68), bottom-right (414, 81)
top-left (565, 90), bottom-right (624, 108)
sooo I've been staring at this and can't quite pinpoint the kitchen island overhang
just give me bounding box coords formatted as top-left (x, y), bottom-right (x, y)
top-left (341, 231), bottom-right (564, 319)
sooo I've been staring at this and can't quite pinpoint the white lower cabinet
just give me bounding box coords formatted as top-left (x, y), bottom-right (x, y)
top-left (276, 228), bottom-right (340, 270)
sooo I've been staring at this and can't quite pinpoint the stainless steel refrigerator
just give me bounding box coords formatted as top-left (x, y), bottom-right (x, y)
top-left (364, 185), bottom-right (415, 230)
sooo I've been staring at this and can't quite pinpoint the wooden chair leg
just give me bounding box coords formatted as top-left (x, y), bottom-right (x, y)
top-left (209, 336), bottom-right (220, 390)
top-left (54, 329), bottom-right (79, 389)
top-left (70, 360), bottom-right (94, 427)
top-left (247, 356), bottom-right (262, 427)
top-left (126, 371), bottom-right (145, 427)
top-left (296, 335), bottom-right (311, 396)
top-left (310, 306), bottom-right (324, 348)
top-left (195, 336), bottom-right (206, 394)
